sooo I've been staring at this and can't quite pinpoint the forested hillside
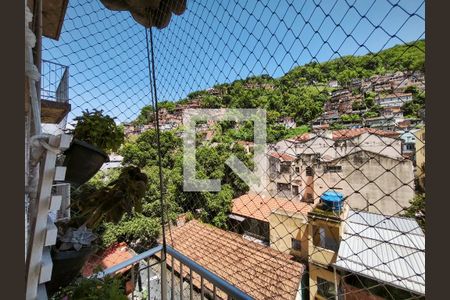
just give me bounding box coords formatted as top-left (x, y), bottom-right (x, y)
top-left (134, 39), bottom-right (424, 141)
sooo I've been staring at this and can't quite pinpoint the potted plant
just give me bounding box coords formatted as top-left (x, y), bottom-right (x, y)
top-left (47, 166), bottom-right (148, 296)
top-left (63, 109), bottom-right (124, 186)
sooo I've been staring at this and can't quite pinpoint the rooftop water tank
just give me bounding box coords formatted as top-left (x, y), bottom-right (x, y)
top-left (320, 190), bottom-right (344, 212)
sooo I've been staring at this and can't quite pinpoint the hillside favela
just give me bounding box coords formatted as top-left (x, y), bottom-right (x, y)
top-left (25, 1), bottom-right (425, 300)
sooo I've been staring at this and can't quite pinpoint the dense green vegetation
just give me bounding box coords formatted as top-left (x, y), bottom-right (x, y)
top-left (80, 40), bottom-right (425, 250)
top-left (51, 275), bottom-right (127, 300)
top-left (281, 39), bottom-right (424, 87)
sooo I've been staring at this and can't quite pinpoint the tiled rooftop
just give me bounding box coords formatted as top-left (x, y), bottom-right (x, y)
top-left (166, 220), bottom-right (305, 300)
top-left (232, 193), bottom-right (313, 222)
top-left (294, 127), bottom-right (400, 142)
top-left (81, 242), bottom-right (135, 277)
top-left (268, 151), bottom-right (296, 162)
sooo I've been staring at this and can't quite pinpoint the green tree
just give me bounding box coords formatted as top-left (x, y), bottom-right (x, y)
top-left (120, 129), bottom-right (181, 168)
top-left (134, 105), bottom-right (154, 125)
top-left (404, 194), bottom-right (425, 231)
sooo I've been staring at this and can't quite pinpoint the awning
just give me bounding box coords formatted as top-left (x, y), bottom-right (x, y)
top-left (228, 214), bottom-right (245, 222)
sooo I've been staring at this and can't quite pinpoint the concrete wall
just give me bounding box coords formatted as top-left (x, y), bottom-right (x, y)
top-left (297, 150), bottom-right (414, 215)
top-left (268, 211), bottom-right (309, 260)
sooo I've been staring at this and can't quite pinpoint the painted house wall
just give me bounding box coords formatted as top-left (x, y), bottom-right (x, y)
top-left (415, 127), bottom-right (425, 190)
top-left (268, 211), bottom-right (309, 260)
top-left (307, 207), bottom-right (348, 300)
top-left (308, 263), bottom-right (340, 300)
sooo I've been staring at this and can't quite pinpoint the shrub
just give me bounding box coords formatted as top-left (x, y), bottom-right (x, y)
top-left (51, 276), bottom-right (127, 300)
top-left (101, 215), bottom-right (161, 247)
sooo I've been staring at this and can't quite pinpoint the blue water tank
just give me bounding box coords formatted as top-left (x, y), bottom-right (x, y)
top-left (320, 190), bottom-right (344, 212)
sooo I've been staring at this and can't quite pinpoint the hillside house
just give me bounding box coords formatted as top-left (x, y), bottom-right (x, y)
top-left (373, 82), bottom-right (393, 93)
top-left (299, 150), bottom-right (414, 215)
top-left (206, 87), bottom-right (221, 95)
top-left (278, 116), bottom-right (296, 129)
top-left (376, 93), bottom-right (413, 107)
top-left (380, 106), bottom-right (404, 118)
top-left (316, 110), bottom-right (340, 125)
top-left (399, 129), bottom-right (420, 158)
top-left (328, 80), bottom-right (339, 88)
top-left (364, 115), bottom-right (400, 131)
top-left (331, 89), bottom-right (352, 100)
top-left (323, 100), bottom-right (339, 112)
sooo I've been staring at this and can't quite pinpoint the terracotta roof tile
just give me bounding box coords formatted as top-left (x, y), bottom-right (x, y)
top-left (268, 151), bottom-right (296, 162)
top-left (332, 128), bottom-right (400, 140)
top-left (166, 220), bottom-right (305, 300)
top-left (294, 128), bottom-right (399, 141)
top-left (294, 133), bottom-right (312, 141)
top-left (232, 193), bottom-right (313, 222)
top-left (81, 242), bottom-right (135, 277)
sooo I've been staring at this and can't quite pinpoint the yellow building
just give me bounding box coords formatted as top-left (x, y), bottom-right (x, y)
top-left (231, 193), bottom-right (314, 259)
top-left (415, 127), bottom-right (425, 191)
top-left (268, 209), bottom-right (310, 260)
top-left (307, 202), bottom-right (349, 300)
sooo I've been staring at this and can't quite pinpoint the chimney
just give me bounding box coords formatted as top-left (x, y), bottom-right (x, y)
top-left (303, 166), bottom-right (315, 203)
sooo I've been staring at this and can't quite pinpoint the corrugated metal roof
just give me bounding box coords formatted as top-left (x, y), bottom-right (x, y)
top-left (345, 210), bottom-right (423, 235)
top-left (335, 209), bottom-right (425, 295)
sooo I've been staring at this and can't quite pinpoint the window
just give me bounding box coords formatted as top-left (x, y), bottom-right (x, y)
top-left (325, 165), bottom-right (342, 173)
top-left (317, 277), bottom-right (336, 299)
top-left (291, 238), bottom-right (301, 251)
top-left (306, 166), bottom-right (313, 176)
top-left (295, 166), bottom-right (300, 173)
top-left (313, 225), bottom-right (339, 252)
top-left (292, 185), bottom-right (299, 196)
top-left (280, 162), bottom-right (291, 173)
top-left (405, 143), bottom-right (415, 151)
top-left (277, 183), bottom-right (291, 192)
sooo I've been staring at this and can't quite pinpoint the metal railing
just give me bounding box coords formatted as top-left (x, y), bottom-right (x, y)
top-left (95, 245), bottom-right (252, 300)
top-left (40, 59), bottom-right (69, 103)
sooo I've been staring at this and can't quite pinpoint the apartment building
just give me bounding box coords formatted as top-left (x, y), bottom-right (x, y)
top-left (268, 129), bottom-right (414, 215)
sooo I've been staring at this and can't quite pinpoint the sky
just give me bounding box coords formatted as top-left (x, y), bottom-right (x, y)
top-left (42, 0), bottom-right (425, 124)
